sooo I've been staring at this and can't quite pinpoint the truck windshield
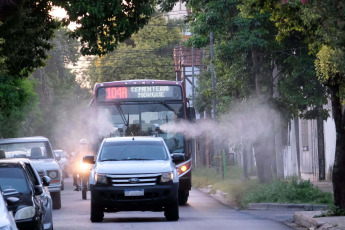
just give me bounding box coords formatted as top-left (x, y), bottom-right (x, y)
top-left (98, 103), bottom-right (185, 154)
top-left (0, 142), bottom-right (53, 159)
top-left (100, 141), bottom-right (168, 161)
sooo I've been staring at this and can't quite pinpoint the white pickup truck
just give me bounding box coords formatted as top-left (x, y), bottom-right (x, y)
top-left (83, 136), bottom-right (184, 222)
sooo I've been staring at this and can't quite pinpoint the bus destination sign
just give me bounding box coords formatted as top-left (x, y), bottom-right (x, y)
top-left (96, 85), bottom-right (182, 102)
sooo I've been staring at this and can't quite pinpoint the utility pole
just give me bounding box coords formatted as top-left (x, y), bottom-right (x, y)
top-left (192, 46), bottom-right (195, 107)
top-left (210, 32), bottom-right (216, 120)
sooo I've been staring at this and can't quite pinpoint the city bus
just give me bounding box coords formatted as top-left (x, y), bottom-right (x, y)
top-left (89, 80), bottom-right (195, 205)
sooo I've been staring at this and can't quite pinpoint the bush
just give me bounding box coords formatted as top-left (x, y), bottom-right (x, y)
top-left (192, 168), bottom-right (333, 209)
top-left (242, 177), bottom-right (333, 207)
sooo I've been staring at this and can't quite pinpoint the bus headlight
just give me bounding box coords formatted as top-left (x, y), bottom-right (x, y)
top-left (176, 159), bottom-right (192, 176)
top-left (95, 173), bottom-right (107, 184)
top-left (160, 172), bottom-right (173, 183)
top-left (14, 206), bottom-right (36, 220)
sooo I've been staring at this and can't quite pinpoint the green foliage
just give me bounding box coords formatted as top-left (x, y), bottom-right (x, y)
top-left (242, 177), bottom-right (333, 206)
top-left (22, 28), bottom-right (91, 149)
top-left (0, 76), bottom-right (38, 137)
top-left (54, 0), bottom-right (156, 56)
top-left (0, 0), bottom-right (59, 78)
top-left (88, 14), bottom-right (182, 84)
top-left (318, 204), bottom-right (345, 217)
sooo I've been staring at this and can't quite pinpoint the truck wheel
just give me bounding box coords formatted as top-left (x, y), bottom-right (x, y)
top-left (82, 188), bottom-right (87, 200)
top-left (51, 192), bottom-right (61, 210)
top-left (164, 199), bottom-right (179, 221)
top-left (178, 190), bottom-right (189, 205)
top-left (90, 201), bottom-right (103, 222)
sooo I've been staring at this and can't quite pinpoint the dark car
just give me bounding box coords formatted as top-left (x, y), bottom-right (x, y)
top-left (0, 161), bottom-right (51, 230)
top-left (0, 137), bottom-right (62, 209)
top-left (1, 158), bottom-right (53, 230)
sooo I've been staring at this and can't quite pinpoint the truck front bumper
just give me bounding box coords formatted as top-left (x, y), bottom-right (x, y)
top-left (90, 183), bottom-right (178, 212)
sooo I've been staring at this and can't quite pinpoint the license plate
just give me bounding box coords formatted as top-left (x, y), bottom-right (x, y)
top-left (124, 189), bottom-right (144, 196)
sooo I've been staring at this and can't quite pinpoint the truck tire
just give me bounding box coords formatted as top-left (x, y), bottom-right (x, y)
top-left (51, 192), bottom-right (61, 210)
top-left (82, 188), bottom-right (87, 200)
top-left (178, 190), bottom-right (189, 205)
top-left (90, 201), bottom-right (103, 222)
top-left (164, 199), bottom-right (179, 221)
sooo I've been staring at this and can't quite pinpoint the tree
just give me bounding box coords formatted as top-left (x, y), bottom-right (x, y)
top-left (260, 0), bottom-right (345, 211)
top-left (160, 0), bottom-right (328, 183)
top-left (22, 27), bottom-right (91, 151)
top-left (0, 0), bottom-right (159, 79)
top-left (88, 14), bottom-right (182, 85)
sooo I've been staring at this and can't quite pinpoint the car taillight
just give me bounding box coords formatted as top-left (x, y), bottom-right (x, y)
top-left (176, 159), bottom-right (192, 177)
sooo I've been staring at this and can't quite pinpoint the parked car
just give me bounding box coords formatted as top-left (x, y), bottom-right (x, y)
top-left (1, 158), bottom-right (53, 230)
top-left (53, 150), bottom-right (69, 190)
top-left (83, 136), bottom-right (182, 222)
top-left (0, 137), bottom-right (62, 209)
top-left (0, 161), bottom-right (51, 229)
top-left (0, 188), bottom-right (18, 230)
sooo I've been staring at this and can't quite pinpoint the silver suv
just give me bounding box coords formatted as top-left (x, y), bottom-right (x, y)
top-left (83, 136), bottom-right (183, 222)
top-left (0, 136), bottom-right (62, 209)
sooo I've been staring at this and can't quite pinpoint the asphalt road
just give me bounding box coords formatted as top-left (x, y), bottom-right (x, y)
top-left (53, 178), bottom-right (294, 230)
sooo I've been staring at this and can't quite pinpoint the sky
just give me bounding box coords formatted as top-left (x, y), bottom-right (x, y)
top-left (50, 6), bottom-right (78, 31)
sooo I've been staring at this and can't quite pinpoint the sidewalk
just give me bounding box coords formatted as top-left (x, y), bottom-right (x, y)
top-left (197, 183), bottom-right (345, 230)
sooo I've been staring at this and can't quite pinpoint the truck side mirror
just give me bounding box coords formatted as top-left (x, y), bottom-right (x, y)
top-left (187, 107), bottom-right (196, 122)
top-left (171, 153), bottom-right (185, 163)
top-left (42, 176), bottom-right (51, 186)
top-left (83, 155), bottom-right (95, 164)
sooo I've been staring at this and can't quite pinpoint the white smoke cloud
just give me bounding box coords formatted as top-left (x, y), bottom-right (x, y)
top-left (161, 100), bottom-right (279, 147)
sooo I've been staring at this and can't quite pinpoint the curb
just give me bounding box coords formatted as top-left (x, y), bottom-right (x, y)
top-left (293, 211), bottom-right (338, 230)
top-left (197, 186), bottom-right (239, 209)
top-left (248, 203), bottom-right (329, 211)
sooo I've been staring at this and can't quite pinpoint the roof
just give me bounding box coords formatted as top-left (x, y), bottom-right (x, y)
top-left (94, 80), bottom-right (182, 91)
top-left (0, 160), bottom-right (24, 167)
top-left (0, 136), bottom-right (49, 144)
top-left (0, 158), bottom-right (31, 164)
top-left (104, 136), bottom-right (164, 143)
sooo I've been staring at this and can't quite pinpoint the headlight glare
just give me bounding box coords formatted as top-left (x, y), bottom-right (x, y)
top-left (160, 172), bottom-right (173, 183)
top-left (95, 173), bottom-right (107, 184)
top-left (14, 206), bottom-right (36, 220)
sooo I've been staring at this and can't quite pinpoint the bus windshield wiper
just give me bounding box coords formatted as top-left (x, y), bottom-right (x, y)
top-left (115, 104), bottom-right (129, 127)
top-left (150, 101), bottom-right (178, 116)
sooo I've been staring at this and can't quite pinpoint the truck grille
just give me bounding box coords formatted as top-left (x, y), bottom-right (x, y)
top-left (107, 173), bottom-right (160, 187)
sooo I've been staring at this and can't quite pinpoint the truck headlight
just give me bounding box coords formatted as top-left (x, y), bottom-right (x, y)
top-left (160, 172), bottom-right (173, 183)
top-left (14, 206), bottom-right (36, 220)
top-left (47, 170), bottom-right (59, 179)
top-left (95, 173), bottom-right (107, 184)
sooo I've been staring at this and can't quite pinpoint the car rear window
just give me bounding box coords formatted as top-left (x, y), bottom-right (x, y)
top-left (0, 141), bottom-right (53, 159)
top-left (0, 167), bottom-right (30, 194)
top-left (100, 141), bottom-right (168, 161)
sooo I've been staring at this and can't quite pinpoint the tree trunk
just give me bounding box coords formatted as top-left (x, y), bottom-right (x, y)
top-left (251, 48), bottom-right (273, 183)
top-left (242, 144), bottom-right (250, 180)
top-left (330, 79), bottom-right (345, 210)
top-left (252, 49), bottom-right (262, 95)
top-left (254, 140), bottom-right (273, 183)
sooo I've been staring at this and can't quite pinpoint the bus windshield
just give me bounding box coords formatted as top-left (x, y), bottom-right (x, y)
top-left (98, 103), bottom-right (185, 154)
